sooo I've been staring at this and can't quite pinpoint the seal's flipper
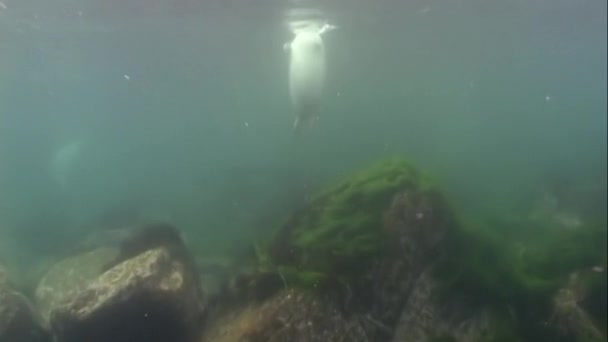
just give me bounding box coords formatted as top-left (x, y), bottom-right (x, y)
top-left (318, 23), bottom-right (338, 35)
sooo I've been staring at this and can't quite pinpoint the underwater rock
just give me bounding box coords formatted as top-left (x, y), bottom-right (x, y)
top-left (546, 272), bottom-right (606, 342)
top-left (222, 270), bottom-right (286, 307)
top-left (359, 186), bottom-right (454, 339)
top-left (195, 256), bottom-right (234, 299)
top-left (267, 158), bottom-right (445, 285)
top-left (102, 222), bottom-right (205, 303)
top-left (237, 157), bottom-right (605, 341)
top-left (436, 211), bottom-right (607, 338)
top-left (35, 247), bottom-right (118, 321)
top-left (201, 288), bottom-right (367, 342)
top-left (0, 264), bottom-right (51, 342)
top-left (49, 247), bottom-right (205, 342)
top-left (201, 259), bottom-right (287, 320)
top-left (391, 270), bottom-right (517, 342)
top-left (263, 158), bottom-right (455, 340)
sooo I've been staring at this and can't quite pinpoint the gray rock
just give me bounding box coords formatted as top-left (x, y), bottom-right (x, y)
top-left (202, 289), bottom-right (367, 342)
top-left (50, 247), bottom-right (205, 342)
top-left (391, 270), bottom-right (498, 342)
top-left (355, 189), bottom-right (453, 340)
top-left (1, 263), bottom-right (51, 342)
top-left (35, 247), bottom-right (118, 321)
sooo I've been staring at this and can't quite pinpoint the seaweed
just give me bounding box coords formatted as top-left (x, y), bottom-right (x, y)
top-left (243, 156), bottom-right (605, 341)
top-left (434, 212), bottom-right (607, 341)
top-left (265, 157), bottom-right (436, 288)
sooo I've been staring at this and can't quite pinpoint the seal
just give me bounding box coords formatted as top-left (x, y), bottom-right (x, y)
top-left (284, 23), bottom-right (336, 133)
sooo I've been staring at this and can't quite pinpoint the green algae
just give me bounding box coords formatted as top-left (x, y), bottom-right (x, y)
top-left (266, 157), bottom-right (436, 287)
top-left (434, 212), bottom-right (607, 341)
top-left (437, 216), bottom-right (606, 301)
top-left (247, 156), bottom-right (605, 341)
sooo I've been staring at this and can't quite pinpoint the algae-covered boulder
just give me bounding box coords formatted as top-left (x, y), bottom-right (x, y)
top-left (362, 180), bottom-right (455, 334)
top-left (213, 156), bottom-right (605, 342)
top-left (267, 157), bottom-right (449, 289)
top-left (433, 212), bottom-right (607, 341)
top-left (259, 157), bottom-right (456, 341)
top-left (1, 263), bottom-right (51, 342)
top-left (201, 289), bottom-right (367, 342)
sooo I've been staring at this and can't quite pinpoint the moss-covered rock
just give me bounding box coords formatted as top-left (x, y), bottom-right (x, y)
top-left (434, 212), bottom-right (607, 341)
top-left (245, 157), bottom-right (458, 341)
top-left (266, 157), bottom-right (440, 289)
top-left (224, 156), bottom-right (605, 342)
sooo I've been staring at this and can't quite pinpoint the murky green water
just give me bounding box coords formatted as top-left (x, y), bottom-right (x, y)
top-left (0, 0), bottom-right (606, 341)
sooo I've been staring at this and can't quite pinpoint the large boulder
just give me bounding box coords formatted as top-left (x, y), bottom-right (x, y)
top-left (357, 184), bottom-right (453, 340)
top-left (432, 212), bottom-right (607, 341)
top-left (50, 246), bottom-right (204, 342)
top-left (253, 157), bottom-right (606, 341)
top-left (35, 247), bottom-right (118, 321)
top-left (546, 271), bottom-right (606, 342)
top-left (200, 157), bottom-right (606, 342)
top-left (1, 263), bottom-right (51, 342)
top-left (391, 270), bottom-right (518, 342)
top-left (33, 223), bottom-right (206, 342)
top-left (201, 289), bottom-right (367, 342)
top-left (261, 158), bottom-right (455, 340)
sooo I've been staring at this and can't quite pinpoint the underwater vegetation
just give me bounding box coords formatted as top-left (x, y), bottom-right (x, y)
top-left (433, 204), bottom-right (607, 341)
top-left (264, 157), bottom-right (439, 288)
top-left (251, 156), bottom-right (607, 341)
top-left (1, 156), bottom-right (605, 342)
